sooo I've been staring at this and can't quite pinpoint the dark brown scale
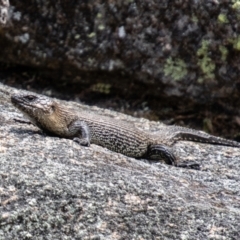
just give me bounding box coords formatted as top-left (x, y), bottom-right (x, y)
top-left (81, 117), bottom-right (150, 157)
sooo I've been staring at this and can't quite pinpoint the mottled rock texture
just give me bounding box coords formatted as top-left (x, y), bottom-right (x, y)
top-left (1, 0), bottom-right (240, 105)
top-left (0, 83), bottom-right (240, 239)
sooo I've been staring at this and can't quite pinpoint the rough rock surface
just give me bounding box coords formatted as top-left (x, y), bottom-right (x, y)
top-left (1, 0), bottom-right (240, 106)
top-left (0, 83), bottom-right (240, 239)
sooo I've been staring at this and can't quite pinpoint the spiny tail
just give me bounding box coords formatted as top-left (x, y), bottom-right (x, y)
top-left (173, 132), bottom-right (240, 148)
top-left (156, 125), bottom-right (240, 148)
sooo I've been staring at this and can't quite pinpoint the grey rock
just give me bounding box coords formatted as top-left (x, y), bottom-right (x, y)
top-left (0, 83), bottom-right (240, 239)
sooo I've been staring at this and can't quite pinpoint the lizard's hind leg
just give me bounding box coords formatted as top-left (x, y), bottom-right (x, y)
top-left (147, 144), bottom-right (176, 165)
top-left (147, 144), bottom-right (201, 170)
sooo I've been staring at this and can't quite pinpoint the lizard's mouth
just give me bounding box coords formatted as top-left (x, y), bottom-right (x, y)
top-left (11, 94), bottom-right (33, 111)
top-left (11, 94), bottom-right (39, 126)
top-left (11, 95), bottom-right (21, 106)
top-left (11, 95), bottom-right (24, 108)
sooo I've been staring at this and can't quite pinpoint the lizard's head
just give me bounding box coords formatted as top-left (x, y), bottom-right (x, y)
top-left (11, 93), bottom-right (57, 125)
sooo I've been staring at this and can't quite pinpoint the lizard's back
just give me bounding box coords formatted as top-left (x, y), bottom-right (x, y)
top-left (76, 112), bottom-right (150, 157)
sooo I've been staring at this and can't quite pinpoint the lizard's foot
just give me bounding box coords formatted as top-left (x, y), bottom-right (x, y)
top-left (176, 162), bottom-right (201, 170)
top-left (73, 137), bottom-right (90, 147)
top-left (147, 144), bottom-right (201, 170)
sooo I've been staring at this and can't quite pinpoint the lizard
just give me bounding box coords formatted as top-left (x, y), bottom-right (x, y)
top-left (11, 92), bottom-right (240, 169)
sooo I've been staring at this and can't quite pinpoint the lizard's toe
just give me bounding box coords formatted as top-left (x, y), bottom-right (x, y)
top-left (176, 162), bottom-right (201, 170)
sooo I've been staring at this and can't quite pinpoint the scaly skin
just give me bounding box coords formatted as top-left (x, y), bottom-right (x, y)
top-left (11, 92), bottom-right (240, 169)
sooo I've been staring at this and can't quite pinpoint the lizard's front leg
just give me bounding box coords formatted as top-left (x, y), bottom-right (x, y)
top-left (68, 120), bottom-right (91, 147)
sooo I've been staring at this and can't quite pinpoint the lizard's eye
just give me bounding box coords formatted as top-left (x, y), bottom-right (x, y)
top-left (24, 95), bottom-right (36, 101)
